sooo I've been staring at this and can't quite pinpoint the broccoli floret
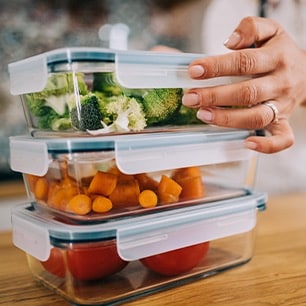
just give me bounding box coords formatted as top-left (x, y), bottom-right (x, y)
top-left (87, 95), bottom-right (147, 134)
top-left (122, 88), bottom-right (148, 99)
top-left (68, 73), bottom-right (88, 96)
top-left (28, 73), bottom-right (88, 113)
top-left (103, 95), bottom-right (146, 132)
top-left (70, 93), bottom-right (103, 131)
top-left (92, 72), bottom-right (123, 96)
top-left (36, 108), bottom-right (59, 129)
top-left (26, 93), bottom-right (70, 117)
top-left (31, 73), bottom-right (72, 99)
top-left (51, 117), bottom-right (73, 131)
top-left (26, 72), bottom-right (88, 130)
top-left (141, 88), bottom-right (183, 126)
top-left (170, 105), bottom-right (203, 125)
top-left (26, 98), bottom-right (50, 117)
top-left (36, 108), bottom-right (71, 130)
top-left (92, 91), bottom-right (114, 125)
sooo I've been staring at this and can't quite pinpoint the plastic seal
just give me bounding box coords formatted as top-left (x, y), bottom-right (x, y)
top-left (115, 135), bottom-right (255, 174)
top-left (116, 197), bottom-right (259, 261)
top-left (9, 53), bottom-right (49, 95)
top-left (12, 213), bottom-right (51, 261)
top-left (115, 51), bottom-right (249, 89)
top-left (9, 137), bottom-right (50, 176)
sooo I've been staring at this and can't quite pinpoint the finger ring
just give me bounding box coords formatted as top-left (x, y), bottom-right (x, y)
top-left (263, 102), bottom-right (279, 124)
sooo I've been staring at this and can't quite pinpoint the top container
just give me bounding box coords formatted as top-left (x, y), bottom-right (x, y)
top-left (8, 47), bottom-right (246, 137)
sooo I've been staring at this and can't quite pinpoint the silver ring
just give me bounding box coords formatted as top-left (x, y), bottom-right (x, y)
top-left (263, 102), bottom-right (279, 124)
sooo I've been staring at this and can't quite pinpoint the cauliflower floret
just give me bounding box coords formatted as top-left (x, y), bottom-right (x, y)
top-left (87, 95), bottom-right (146, 134)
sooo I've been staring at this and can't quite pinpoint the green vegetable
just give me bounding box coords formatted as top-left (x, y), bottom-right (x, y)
top-left (70, 93), bottom-right (103, 131)
top-left (92, 72), bottom-right (123, 96)
top-left (170, 105), bottom-right (202, 125)
top-left (33, 107), bottom-right (71, 130)
top-left (141, 88), bottom-right (183, 126)
top-left (51, 117), bottom-right (73, 131)
top-left (25, 70), bottom-right (200, 133)
top-left (88, 95), bottom-right (147, 134)
top-left (26, 72), bottom-right (88, 130)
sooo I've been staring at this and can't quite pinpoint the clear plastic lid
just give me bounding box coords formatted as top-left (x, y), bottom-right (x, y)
top-left (8, 47), bottom-right (249, 95)
top-left (9, 127), bottom-right (258, 176)
top-left (11, 191), bottom-right (266, 261)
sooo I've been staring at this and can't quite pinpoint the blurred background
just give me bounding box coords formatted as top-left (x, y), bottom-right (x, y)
top-left (1, 0), bottom-right (306, 210)
top-left (0, 0), bottom-right (206, 181)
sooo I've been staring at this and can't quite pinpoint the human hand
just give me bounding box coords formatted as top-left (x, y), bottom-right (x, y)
top-left (182, 17), bottom-right (306, 153)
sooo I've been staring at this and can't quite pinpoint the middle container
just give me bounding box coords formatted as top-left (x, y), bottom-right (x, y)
top-left (10, 127), bottom-right (259, 223)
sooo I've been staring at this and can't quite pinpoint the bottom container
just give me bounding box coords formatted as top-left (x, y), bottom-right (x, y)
top-left (11, 192), bottom-right (266, 305)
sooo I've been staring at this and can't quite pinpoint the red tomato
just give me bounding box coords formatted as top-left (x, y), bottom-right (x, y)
top-left (140, 241), bottom-right (210, 276)
top-left (66, 240), bottom-right (128, 281)
top-left (40, 247), bottom-right (66, 278)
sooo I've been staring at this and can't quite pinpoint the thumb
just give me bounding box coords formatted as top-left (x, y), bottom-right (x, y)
top-left (245, 120), bottom-right (294, 154)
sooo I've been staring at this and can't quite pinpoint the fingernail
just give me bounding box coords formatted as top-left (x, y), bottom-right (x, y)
top-left (197, 109), bottom-right (213, 122)
top-left (224, 31), bottom-right (241, 48)
top-left (189, 65), bottom-right (205, 78)
top-left (182, 93), bottom-right (200, 107)
top-left (245, 141), bottom-right (258, 150)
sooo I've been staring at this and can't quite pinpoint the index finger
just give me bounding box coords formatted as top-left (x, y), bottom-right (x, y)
top-left (189, 17), bottom-right (284, 79)
top-left (189, 47), bottom-right (279, 79)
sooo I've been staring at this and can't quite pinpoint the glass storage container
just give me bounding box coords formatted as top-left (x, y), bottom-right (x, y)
top-left (8, 47), bottom-right (246, 137)
top-left (9, 127), bottom-right (259, 223)
top-left (12, 192), bottom-right (266, 306)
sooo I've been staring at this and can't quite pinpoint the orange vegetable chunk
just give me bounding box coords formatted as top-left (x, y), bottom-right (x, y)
top-left (67, 194), bottom-right (92, 215)
top-left (88, 171), bottom-right (117, 196)
top-left (92, 196), bottom-right (113, 213)
top-left (48, 185), bottom-right (79, 211)
top-left (172, 167), bottom-right (205, 201)
top-left (109, 178), bottom-right (140, 207)
top-left (172, 166), bottom-right (202, 181)
top-left (135, 173), bottom-right (159, 191)
top-left (34, 177), bottom-right (49, 201)
top-left (139, 190), bottom-right (158, 208)
top-left (26, 174), bottom-right (40, 193)
top-left (178, 177), bottom-right (205, 200)
top-left (157, 175), bottom-right (182, 204)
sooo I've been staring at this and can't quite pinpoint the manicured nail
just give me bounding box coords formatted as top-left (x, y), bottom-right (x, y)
top-left (189, 65), bottom-right (205, 78)
top-left (224, 31), bottom-right (241, 48)
top-left (245, 141), bottom-right (258, 150)
top-left (182, 93), bottom-right (200, 107)
top-left (197, 109), bottom-right (213, 122)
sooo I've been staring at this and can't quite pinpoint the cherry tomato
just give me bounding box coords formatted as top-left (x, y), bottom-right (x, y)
top-left (140, 241), bottom-right (209, 276)
top-left (40, 247), bottom-right (66, 278)
top-left (66, 240), bottom-right (128, 281)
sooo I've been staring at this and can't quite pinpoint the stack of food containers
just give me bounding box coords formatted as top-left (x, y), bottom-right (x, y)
top-left (8, 47), bottom-right (266, 305)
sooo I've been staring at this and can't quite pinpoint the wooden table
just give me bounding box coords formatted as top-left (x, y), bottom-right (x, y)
top-left (2, 192), bottom-right (306, 306)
